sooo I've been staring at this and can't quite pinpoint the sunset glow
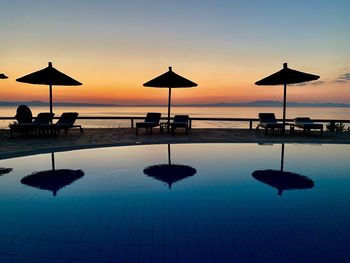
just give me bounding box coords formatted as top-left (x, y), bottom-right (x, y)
top-left (1, 1), bottom-right (349, 105)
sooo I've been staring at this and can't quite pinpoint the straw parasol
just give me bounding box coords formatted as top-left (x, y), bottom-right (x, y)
top-left (143, 66), bottom-right (197, 125)
top-left (143, 144), bottom-right (197, 189)
top-left (0, 73), bottom-right (8, 79)
top-left (16, 62), bottom-right (82, 114)
top-left (252, 144), bottom-right (314, 196)
top-left (255, 63), bottom-right (319, 129)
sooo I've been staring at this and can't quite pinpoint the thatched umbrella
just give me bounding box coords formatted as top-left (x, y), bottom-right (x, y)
top-left (21, 153), bottom-right (84, 196)
top-left (16, 62), bottom-right (82, 114)
top-left (255, 63), bottom-right (319, 129)
top-left (252, 144), bottom-right (314, 196)
top-left (143, 144), bottom-right (197, 189)
top-left (143, 67), bottom-right (197, 125)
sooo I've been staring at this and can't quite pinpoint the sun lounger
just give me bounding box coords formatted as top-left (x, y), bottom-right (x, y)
top-left (38, 112), bottom-right (83, 135)
top-left (169, 115), bottom-right (190, 134)
top-left (10, 110), bottom-right (54, 137)
top-left (256, 113), bottom-right (284, 135)
top-left (294, 117), bottom-right (323, 136)
top-left (136, 113), bottom-right (161, 135)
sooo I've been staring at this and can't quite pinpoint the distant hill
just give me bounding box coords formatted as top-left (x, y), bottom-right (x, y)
top-left (0, 100), bottom-right (349, 107)
top-left (182, 100), bottom-right (350, 107)
top-left (0, 101), bottom-right (118, 107)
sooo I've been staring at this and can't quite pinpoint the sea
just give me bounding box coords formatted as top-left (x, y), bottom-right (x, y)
top-left (1, 106), bottom-right (349, 129)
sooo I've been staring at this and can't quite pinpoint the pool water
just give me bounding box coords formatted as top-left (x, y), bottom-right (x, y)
top-left (0, 143), bottom-right (349, 262)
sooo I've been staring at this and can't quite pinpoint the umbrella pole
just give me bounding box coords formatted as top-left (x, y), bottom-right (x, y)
top-left (280, 143), bottom-right (284, 171)
top-left (49, 84), bottom-right (53, 115)
top-left (168, 144), bottom-right (171, 166)
top-left (51, 152), bottom-right (55, 171)
top-left (167, 87), bottom-right (172, 132)
top-left (282, 82), bottom-right (287, 133)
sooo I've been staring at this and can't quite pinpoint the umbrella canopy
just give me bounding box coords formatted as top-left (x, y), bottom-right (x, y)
top-left (144, 164), bottom-right (196, 189)
top-left (0, 167), bottom-right (13, 176)
top-left (143, 66), bottom-right (197, 124)
top-left (143, 144), bottom-right (197, 189)
top-left (255, 63), bottom-right (319, 129)
top-left (16, 62), bottom-right (82, 114)
top-left (0, 73), bottom-right (8, 79)
top-left (252, 169), bottom-right (314, 196)
top-left (21, 153), bottom-right (85, 196)
top-left (21, 169), bottom-right (84, 196)
top-left (252, 144), bottom-right (314, 196)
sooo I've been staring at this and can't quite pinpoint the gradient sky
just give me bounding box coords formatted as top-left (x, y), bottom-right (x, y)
top-left (1, 0), bottom-right (349, 105)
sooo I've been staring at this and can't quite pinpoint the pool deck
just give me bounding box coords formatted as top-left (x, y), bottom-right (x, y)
top-left (0, 127), bottom-right (349, 159)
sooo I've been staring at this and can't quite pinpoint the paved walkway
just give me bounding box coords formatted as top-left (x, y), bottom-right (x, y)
top-left (1, 128), bottom-right (349, 159)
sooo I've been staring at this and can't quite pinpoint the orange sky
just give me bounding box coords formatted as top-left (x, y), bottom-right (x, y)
top-left (1, 1), bottom-right (349, 105)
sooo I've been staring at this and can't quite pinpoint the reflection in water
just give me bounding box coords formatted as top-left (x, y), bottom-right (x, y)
top-left (20, 153), bottom-right (84, 196)
top-left (0, 167), bottom-right (13, 175)
top-left (143, 144), bottom-right (197, 189)
top-left (252, 144), bottom-right (314, 196)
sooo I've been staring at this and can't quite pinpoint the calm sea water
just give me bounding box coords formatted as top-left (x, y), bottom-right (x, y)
top-left (1, 106), bottom-right (349, 128)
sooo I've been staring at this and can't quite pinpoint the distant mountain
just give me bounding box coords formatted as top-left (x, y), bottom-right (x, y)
top-left (0, 100), bottom-right (349, 107)
top-left (184, 100), bottom-right (350, 107)
top-left (0, 101), bottom-right (119, 107)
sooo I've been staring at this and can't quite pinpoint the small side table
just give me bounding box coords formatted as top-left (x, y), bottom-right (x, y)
top-left (285, 123), bottom-right (295, 135)
top-left (160, 122), bottom-right (170, 134)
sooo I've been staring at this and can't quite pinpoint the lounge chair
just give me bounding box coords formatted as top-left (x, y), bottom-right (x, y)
top-left (136, 113), bottom-right (161, 135)
top-left (294, 117), bottom-right (323, 136)
top-left (38, 112), bottom-right (83, 135)
top-left (10, 110), bottom-right (54, 137)
top-left (256, 113), bottom-right (284, 135)
top-left (169, 115), bottom-right (190, 134)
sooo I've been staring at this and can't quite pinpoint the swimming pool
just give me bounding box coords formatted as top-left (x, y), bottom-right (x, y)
top-left (0, 143), bottom-right (349, 262)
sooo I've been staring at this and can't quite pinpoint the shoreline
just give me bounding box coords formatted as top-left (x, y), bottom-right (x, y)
top-left (1, 128), bottom-right (350, 160)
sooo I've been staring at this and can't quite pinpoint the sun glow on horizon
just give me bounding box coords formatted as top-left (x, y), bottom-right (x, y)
top-left (1, 1), bottom-right (349, 104)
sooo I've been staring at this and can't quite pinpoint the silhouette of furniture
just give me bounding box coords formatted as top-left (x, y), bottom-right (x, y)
top-left (256, 113), bottom-right (284, 135)
top-left (38, 112), bottom-right (83, 135)
top-left (294, 117), bottom-right (323, 136)
top-left (169, 115), bottom-right (190, 134)
top-left (16, 62), bottom-right (82, 115)
top-left (255, 63), bottom-right (319, 134)
top-left (143, 67), bottom-right (197, 127)
top-left (136, 112), bottom-right (161, 135)
top-left (9, 106), bottom-right (54, 137)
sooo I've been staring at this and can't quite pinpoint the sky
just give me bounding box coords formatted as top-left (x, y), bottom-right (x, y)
top-left (1, 0), bottom-right (350, 105)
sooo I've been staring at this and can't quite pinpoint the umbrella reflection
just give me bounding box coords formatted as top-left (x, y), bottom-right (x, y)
top-left (252, 144), bottom-right (314, 196)
top-left (0, 167), bottom-right (13, 176)
top-left (21, 153), bottom-right (84, 196)
top-left (143, 144), bottom-right (197, 189)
